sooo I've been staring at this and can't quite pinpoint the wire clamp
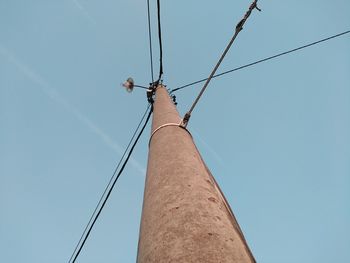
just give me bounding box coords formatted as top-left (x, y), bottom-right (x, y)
top-left (250, 0), bottom-right (261, 12)
top-left (171, 94), bottom-right (177, 105)
top-left (180, 112), bottom-right (191, 128)
top-left (146, 89), bottom-right (154, 104)
top-left (146, 81), bottom-right (158, 104)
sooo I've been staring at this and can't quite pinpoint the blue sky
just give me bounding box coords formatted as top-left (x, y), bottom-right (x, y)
top-left (0, 1), bottom-right (349, 262)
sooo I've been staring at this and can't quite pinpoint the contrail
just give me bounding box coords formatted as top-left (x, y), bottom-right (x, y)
top-left (191, 128), bottom-right (225, 167)
top-left (72, 0), bottom-right (97, 25)
top-left (0, 45), bottom-right (145, 174)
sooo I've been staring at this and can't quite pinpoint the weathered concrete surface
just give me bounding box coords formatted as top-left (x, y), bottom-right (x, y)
top-left (137, 86), bottom-right (255, 263)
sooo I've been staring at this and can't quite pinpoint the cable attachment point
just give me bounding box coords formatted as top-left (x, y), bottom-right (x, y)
top-left (171, 94), bottom-right (177, 106)
top-left (180, 112), bottom-right (191, 128)
top-left (146, 89), bottom-right (154, 104)
top-left (147, 83), bottom-right (157, 104)
top-left (236, 0), bottom-right (261, 32)
top-left (250, 0), bottom-right (261, 12)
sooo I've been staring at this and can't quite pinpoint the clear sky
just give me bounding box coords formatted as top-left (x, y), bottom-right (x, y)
top-left (0, 1), bottom-right (349, 262)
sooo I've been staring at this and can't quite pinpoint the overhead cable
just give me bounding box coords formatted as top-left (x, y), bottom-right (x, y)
top-left (68, 103), bottom-right (153, 263)
top-left (146, 0), bottom-right (154, 83)
top-left (156, 0), bottom-right (164, 82)
top-left (172, 30), bottom-right (350, 93)
top-left (180, 0), bottom-right (261, 127)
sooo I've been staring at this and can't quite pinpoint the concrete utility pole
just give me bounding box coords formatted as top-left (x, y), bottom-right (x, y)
top-left (137, 85), bottom-right (255, 263)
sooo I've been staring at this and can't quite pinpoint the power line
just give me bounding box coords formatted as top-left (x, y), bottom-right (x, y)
top-left (68, 103), bottom-right (153, 263)
top-left (68, 104), bottom-right (150, 262)
top-left (146, 0), bottom-right (154, 83)
top-left (156, 0), bottom-right (163, 82)
top-left (180, 0), bottom-right (260, 127)
top-left (172, 30), bottom-right (350, 93)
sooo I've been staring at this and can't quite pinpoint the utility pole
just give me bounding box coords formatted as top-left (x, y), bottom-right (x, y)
top-left (137, 85), bottom-right (255, 262)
